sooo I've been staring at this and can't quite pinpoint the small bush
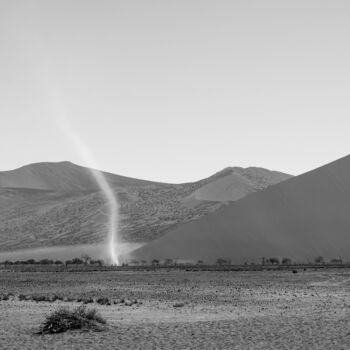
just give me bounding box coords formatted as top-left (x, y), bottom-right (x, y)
top-left (37, 305), bottom-right (106, 334)
top-left (64, 297), bottom-right (75, 302)
top-left (96, 297), bottom-right (110, 305)
top-left (173, 302), bottom-right (185, 308)
top-left (18, 294), bottom-right (27, 301)
top-left (84, 298), bottom-right (94, 304)
top-left (32, 295), bottom-right (49, 302)
top-left (50, 295), bottom-right (64, 302)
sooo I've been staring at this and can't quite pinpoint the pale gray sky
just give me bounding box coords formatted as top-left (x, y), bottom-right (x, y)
top-left (1, 0), bottom-right (349, 182)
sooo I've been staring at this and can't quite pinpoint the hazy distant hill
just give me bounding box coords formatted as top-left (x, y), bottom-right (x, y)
top-left (0, 161), bottom-right (291, 252)
top-left (0, 161), bottom-right (156, 192)
top-left (131, 155), bottom-right (350, 264)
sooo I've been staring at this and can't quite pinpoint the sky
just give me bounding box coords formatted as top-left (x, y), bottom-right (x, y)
top-left (0, 0), bottom-right (349, 183)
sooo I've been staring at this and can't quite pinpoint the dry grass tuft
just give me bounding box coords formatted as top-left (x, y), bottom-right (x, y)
top-left (37, 305), bottom-right (107, 334)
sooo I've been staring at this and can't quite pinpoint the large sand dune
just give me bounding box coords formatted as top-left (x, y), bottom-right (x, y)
top-left (0, 162), bottom-right (290, 256)
top-left (132, 155), bottom-right (350, 263)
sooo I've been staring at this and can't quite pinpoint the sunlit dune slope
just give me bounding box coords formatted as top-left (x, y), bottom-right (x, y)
top-left (189, 167), bottom-right (291, 202)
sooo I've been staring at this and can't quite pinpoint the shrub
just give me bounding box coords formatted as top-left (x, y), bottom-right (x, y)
top-left (81, 254), bottom-right (92, 265)
top-left (32, 295), bottom-right (49, 302)
top-left (269, 257), bottom-right (280, 265)
top-left (77, 297), bottom-right (94, 304)
top-left (91, 259), bottom-right (104, 266)
top-left (282, 258), bottom-right (292, 265)
top-left (173, 302), bottom-right (185, 308)
top-left (151, 259), bottom-right (159, 266)
top-left (39, 259), bottom-right (54, 265)
top-left (50, 295), bottom-right (64, 302)
top-left (71, 258), bottom-right (84, 265)
top-left (314, 256), bottom-right (324, 264)
top-left (163, 258), bottom-right (173, 266)
top-left (18, 294), bottom-right (27, 301)
top-left (25, 259), bottom-right (36, 265)
top-left (330, 258), bottom-right (343, 264)
top-left (216, 258), bottom-right (228, 266)
top-left (37, 305), bottom-right (106, 334)
top-left (96, 297), bottom-right (110, 305)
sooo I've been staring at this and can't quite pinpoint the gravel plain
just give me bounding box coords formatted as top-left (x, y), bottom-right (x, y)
top-left (0, 269), bottom-right (349, 349)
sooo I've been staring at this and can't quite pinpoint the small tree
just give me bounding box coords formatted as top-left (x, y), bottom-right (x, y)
top-left (91, 259), bottom-right (104, 266)
top-left (151, 259), bottom-right (160, 266)
top-left (197, 260), bottom-right (204, 266)
top-left (282, 258), bottom-right (292, 265)
top-left (39, 259), bottom-right (54, 265)
top-left (71, 258), bottom-right (84, 265)
top-left (130, 259), bottom-right (140, 266)
top-left (216, 258), bottom-right (227, 266)
top-left (140, 260), bottom-right (148, 266)
top-left (269, 257), bottom-right (280, 265)
top-left (26, 259), bottom-right (36, 265)
top-left (330, 257), bottom-right (342, 264)
top-left (81, 255), bottom-right (92, 265)
top-left (164, 258), bottom-right (173, 266)
top-left (314, 256), bottom-right (324, 264)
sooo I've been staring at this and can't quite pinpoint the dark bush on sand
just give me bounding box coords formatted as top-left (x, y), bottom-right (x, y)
top-left (37, 305), bottom-right (106, 334)
top-left (39, 259), bottom-right (54, 265)
top-left (18, 294), bottom-right (27, 301)
top-left (96, 297), bottom-right (111, 305)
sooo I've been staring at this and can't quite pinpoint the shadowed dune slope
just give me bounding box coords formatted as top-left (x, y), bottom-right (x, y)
top-left (131, 155), bottom-right (350, 264)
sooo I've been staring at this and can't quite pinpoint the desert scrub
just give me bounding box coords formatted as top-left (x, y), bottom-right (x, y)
top-left (37, 305), bottom-right (107, 334)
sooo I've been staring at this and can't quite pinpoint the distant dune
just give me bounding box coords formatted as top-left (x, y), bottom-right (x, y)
top-left (0, 162), bottom-right (290, 257)
top-left (131, 155), bottom-right (350, 264)
top-left (188, 167), bottom-right (291, 202)
top-left (0, 161), bottom-right (156, 192)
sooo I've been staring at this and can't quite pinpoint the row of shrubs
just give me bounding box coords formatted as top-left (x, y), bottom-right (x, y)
top-left (0, 293), bottom-right (141, 306)
top-left (0, 258), bottom-right (104, 266)
top-left (1, 255), bottom-right (344, 267)
top-left (129, 256), bottom-right (344, 266)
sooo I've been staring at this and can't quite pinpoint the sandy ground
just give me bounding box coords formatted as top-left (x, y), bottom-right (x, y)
top-left (0, 269), bottom-right (349, 349)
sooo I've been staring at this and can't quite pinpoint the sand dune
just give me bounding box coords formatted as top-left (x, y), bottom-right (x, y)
top-left (0, 161), bottom-right (156, 192)
top-left (132, 154), bottom-right (350, 264)
top-left (0, 161), bottom-right (290, 257)
top-left (189, 167), bottom-right (291, 202)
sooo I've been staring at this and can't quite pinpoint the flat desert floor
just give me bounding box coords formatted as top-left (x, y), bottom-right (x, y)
top-left (0, 269), bottom-right (349, 349)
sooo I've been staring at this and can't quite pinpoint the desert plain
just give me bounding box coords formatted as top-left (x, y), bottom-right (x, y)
top-left (0, 268), bottom-right (349, 350)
